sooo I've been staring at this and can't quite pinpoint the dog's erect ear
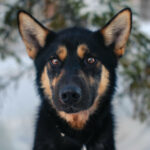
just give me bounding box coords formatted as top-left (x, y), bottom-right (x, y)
top-left (100, 8), bottom-right (132, 57)
top-left (18, 11), bottom-right (50, 59)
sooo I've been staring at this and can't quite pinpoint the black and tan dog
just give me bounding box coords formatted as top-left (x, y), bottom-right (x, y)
top-left (17, 8), bottom-right (132, 150)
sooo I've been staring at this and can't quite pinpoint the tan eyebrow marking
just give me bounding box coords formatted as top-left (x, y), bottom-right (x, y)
top-left (77, 44), bottom-right (89, 59)
top-left (56, 46), bottom-right (67, 61)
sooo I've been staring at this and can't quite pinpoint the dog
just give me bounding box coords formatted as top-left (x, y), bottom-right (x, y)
top-left (17, 8), bottom-right (132, 150)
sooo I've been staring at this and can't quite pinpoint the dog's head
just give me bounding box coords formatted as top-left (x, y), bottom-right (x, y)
top-left (18, 8), bottom-right (132, 129)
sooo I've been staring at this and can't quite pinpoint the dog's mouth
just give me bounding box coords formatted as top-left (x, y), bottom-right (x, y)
top-left (56, 100), bottom-right (84, 113)
top-left (61, 106), bottom-right (80, 113)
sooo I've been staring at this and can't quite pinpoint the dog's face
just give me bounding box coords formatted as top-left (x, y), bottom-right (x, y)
top-left (18, 8), bottom-right (132, 129)
top-left (40, 35), bottom-right (110, 114)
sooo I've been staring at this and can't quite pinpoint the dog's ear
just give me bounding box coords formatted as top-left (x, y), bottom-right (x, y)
top-left (100, 8), bottom-right (132, 57)
top-left (18, 11), bottom-right (50, 59)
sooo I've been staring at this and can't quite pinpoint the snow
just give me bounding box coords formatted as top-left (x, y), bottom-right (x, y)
top-left (0, 52), bottom-right (150, 150)
top-left (114, 92), bottom-right (150, 150)
top-left (116, 117), bottom-right (150, 150)
top-left (140, 21), bottom-right (150, 36)
top-left (0, 0), bottom-right (150, 149)
top-left (0, 55), bottom-right (39, 150)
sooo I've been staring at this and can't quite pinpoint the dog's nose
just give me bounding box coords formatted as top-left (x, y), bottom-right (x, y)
top-left (59, 85), bottom-right (81, 105)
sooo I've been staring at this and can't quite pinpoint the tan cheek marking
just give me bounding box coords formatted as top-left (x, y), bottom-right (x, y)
top-left (47, 62), bottom-right (51, 70)
top-left (77, 44), bottom-right (89, 59)
top-left (51, 70), bottom-right (65, 88)
top-left (58, 73), bottom-right (100, 130)
top-left (96, 61), bottom-right (101, 68)
top-left (97, 65), bottom-right (109, 97)
top-left (52, 77), bottom-right (57, 87)
top-left (58, 66), bottom-right (109, 130)
top-left (89, 76), bottom-right (95, 85)
top-left (79, 70), bottom-right (89, 84)
top-left (56, 46), bottom-right (67, 61)
top-left (89, 62), bottom-right (101, 86)
top-left (41, 67), bottom-right (65, 109)
top-left (41, 66), bottom-right (53, 103)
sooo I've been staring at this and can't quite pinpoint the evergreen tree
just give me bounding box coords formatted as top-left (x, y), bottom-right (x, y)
top-left (0, 0), bottom-right (150, 121)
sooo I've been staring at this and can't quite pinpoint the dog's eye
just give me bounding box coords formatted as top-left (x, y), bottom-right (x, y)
top-left (87, 57), bottom-right (96, 64)
top-left (50, 58), bottom-right (60, 65)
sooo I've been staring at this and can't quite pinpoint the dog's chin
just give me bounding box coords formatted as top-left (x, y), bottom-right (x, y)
top-left (55, 104), bottom-right (85, 113)
top-left (64, 107), bottom-right (81, 113)
top-left (58, 106), bottom-right (81, 114)
top-left (53, 98), bottom-right (93, 114)
top-left (56, 104), bottom-right (92, 114)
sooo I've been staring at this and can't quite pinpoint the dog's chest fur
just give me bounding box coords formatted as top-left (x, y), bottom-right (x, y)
top-left (17, 8), bottom-right (132, 150)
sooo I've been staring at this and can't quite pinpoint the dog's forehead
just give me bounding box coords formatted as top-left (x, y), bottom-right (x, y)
top-left (55, 43), bottom-right (91, 61)
top-left (45, 28), bottom-right (101, 61)
top-left (56, 28), bottom-right (93, 50)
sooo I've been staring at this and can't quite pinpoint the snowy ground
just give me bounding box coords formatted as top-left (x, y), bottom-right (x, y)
top-left (0, 50), bottom-right (150, 150)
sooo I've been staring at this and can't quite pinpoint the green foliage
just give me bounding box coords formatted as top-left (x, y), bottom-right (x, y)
top-left (80, 0), bottom-right (150, 122)
top-left (121, 24), bottom-right (150, 121)
top-left (91, 0), bottom-right (130, 26)
top-left (48, 0), bottom-right (87, 30)
top-left (0, 0), bottom-right (150, 121)
top-left (0, 0), bottom-right (36, 61)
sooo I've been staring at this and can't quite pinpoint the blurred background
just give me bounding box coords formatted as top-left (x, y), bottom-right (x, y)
top-left (0, 0), bottom-right (150, 150)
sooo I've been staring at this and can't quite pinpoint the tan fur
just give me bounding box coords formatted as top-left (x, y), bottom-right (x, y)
top-left (101, 9), bottom-right (131, 57)
top-left (96, 61), bottom-right (101, 68)
top-left (77, 44), bottom-right (89, 59)
top-left (52, 70), bottom-right (65, 87)
top-left (97, 65), bottom-right (109, 97)
top-left (41, 66), bottom-right (65, 108)
top-left (115, 47), bottom-right (125, 56)
top-left (89, 76), bottom-right (95, 85)
top-left (52, 77), bottom-right (57, 87)
top-left (41, 66), bottom-right (52, 100)
top-left (56, 46), bottom-right (67, 61)
top-left (18, 12), bottom-right (49, 59)
top-left (58, 100), bottom-right (99, 130)
top-left (58, 65), bottom-right (109, 130)
top-left (41, 61), bottom-right (109, 130)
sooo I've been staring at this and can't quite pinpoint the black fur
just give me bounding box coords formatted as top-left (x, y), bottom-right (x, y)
top-left (17, 8), bottom-right (132, 150)
top-left (33, 27), bottom-right (117, 150)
